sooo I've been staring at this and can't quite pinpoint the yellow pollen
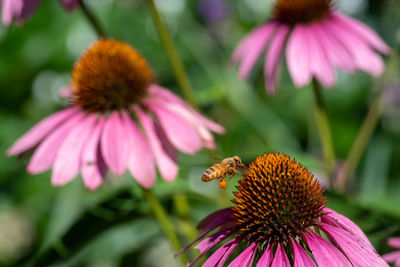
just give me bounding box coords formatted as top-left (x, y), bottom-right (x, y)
top-left (274, 0), bottom-right (332, 24)
top-left (71, 39), bottom-right (155, 113)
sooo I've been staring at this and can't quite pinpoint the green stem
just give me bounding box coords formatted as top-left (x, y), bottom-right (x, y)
top-left (146, 0), bottom-right (197, 107)
top-left (335, 95), bottom-right (383, 191)
top-left (78, 0), bottom-right (106, 38)
top-left (142, 189), bottom-right (188, 265)
top-left (312, 80), bottom-right (336, 179)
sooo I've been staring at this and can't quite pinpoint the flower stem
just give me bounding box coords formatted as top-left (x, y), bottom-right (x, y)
top-left (142, 189), bottom-right (188, 265)
top-left (312, 80), bottom-right (336, 179)
top-left (78, 0), bottom-right (106, 38)
top-left (146, 0), bottom-right (197, 107)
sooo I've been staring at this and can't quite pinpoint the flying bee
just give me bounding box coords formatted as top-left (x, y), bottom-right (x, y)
top-left (201, 156), bottom-right (246, 189)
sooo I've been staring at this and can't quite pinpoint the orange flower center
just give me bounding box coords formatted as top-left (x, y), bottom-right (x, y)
top-left (71, 39), bottom-right (155, 113)
top-left (274, 0), bottom-right (332, 24)
top-left (231, 153), bottom-right (326, 244)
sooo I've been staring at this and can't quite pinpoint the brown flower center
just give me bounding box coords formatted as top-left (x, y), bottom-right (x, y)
top-left (71, 39), bottom-right (155, 113)
top-left (274, 0), bottom-right (332, 24)
top-left (231, 153), bottom-right (326, 245)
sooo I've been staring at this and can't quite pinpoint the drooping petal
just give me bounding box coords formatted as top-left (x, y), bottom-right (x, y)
top-left (228, 242), bottom-right (257, 267)
top-left (146, 102), bottom-right (203, 154)
top-left (270, 243), bottom-right (290, 267)
top-left (101, 112), bottom-right (130, 176)
top-left (264, 24), bottom-right (289, 94)
top-left (286, 24), bottom-right (313, 88)
top-left (303, 231), bottom-right (351, 267)
top-left (321, 208), bottom-right (373, 248)
top-left (388, 238), bottom-right (400, 249)
top-left (27, 112), bottom-right (85, 174)
top-left (188, 228), bottom-right (235, 267)
top-left (1, 0), bottom-right (22, 26)
top-left (332, 12), bottom-right (391, 54)
top-left (136, 108), bottom-right (178, 182)
top-left (291, 239), bottom-right (316, 267)
top-left (305, 23), bottom-right (336, 87)
top-left (319, 223), bottom-right (388, 267)
top-left (52, 115), bottom-right (97, 186)
top-left (123, 112), bottom-right (156, 189)
top-left (203, 237), bottom-right (241, 267)
top-left (81, 117), bottom-right (105, 191)
top-left (8, 107), bottom-right (77, 155)
top-left (382, 251), bottom-right (400, 264)
top-left (232, 22), bottom-right (278, 79)
top-left (256, 244), bottom-right (273, 267)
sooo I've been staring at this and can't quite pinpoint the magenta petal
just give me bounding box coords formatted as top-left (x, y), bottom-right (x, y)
top-left (256, 244), bottom-right (273, 267)
top-left (388, 238), bottom-right (400, 249)
top-left (136, 108), bottom-right (178, 182)
top-left (52, 115), bottom-right (96, 186)
top-left (123, 113), bottom-right (156, 189)
top-left (101, 112), bottom-right (130, 176)
top-left (270, 243), bottom-right (290, 267)
top-left (321, 207), bottom-right (373, 248)
top-left (286, 25), bottom-right (312, 88)
top-left (147, 102), bottom-right (203, 154)
top-left (291, 239), bottom-right (316, 267)
top-left (303, 231), bottom-right (351, 267)
top-left (81, 118), bottom-right (105, 191)
top-left (228, 242), bottom-right (257, 267)
top-left (332, 12), bottom-right (391, 54)
top-left (319, 223), bottom-right (388, 267)
top-left (8, 107), bottom-right (77, 155)
top-left (232, 22), bottom-right (278, 79)
top-left (27, 112), bottom-right (85, 174)
top-left (59, 0), bottom-right (79, 10)
top-left (203, 237), bottom-right (241, 267)
top-left (264, 24), bottom-right (289, 94)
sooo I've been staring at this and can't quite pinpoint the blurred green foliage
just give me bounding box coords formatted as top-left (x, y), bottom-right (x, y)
top-left (1, 0), bottom-right (400, 266)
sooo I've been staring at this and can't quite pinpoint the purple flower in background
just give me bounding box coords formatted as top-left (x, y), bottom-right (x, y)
top-left (178, 153), bottom-right (388, 266)
top-left (1, 0), bottom-right (78, 26)
top-left (8, 39), bottom-right (225, 190)
top-left (383, 237), bottom-right (400, 266)
top-left (197, 0), bottom-right (228, 22)
top-left (232, 0), bottom-right (391, 94)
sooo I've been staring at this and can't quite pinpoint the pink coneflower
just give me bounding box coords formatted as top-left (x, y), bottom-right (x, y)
top-left (383, 237), bottom-right (400, 266)
top-left (232, 0), bottom-right (391, 94)
top-left (1, 0), bottom-right (78, 26)
top-left (8, 39), bottom-right (225, 190)
top-left (178, 153), bottom-right (388, 266)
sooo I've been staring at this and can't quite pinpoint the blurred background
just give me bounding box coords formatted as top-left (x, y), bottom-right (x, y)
top-left (1, 0), bottom-right (400, 266)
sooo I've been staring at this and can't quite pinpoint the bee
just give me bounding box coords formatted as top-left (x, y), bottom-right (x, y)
top-left (201, 156), bottom-right (245, 189)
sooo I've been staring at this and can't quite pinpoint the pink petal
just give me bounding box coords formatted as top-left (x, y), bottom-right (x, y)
top-left (291, 239), bottom-right (316, 267)
top-left (388, 238), bottom-right (400, 249)
top-left (271, 243), bottom-right (290, 267)
top-left (319, 223), bottom-right (388, 267)
top-left (303, 231), bottom-right (351, 267)
top-left (136, 108), bottom-right (178, 182)
top-left (101, 112), bottom-right (130, 176)
top-left (313, 21), bottom-right (356, 72)
top-left (286, 25), bottom-right (313, 88)
top-left (232, 22), bottom-right (278, 79)
top-left (27, 112), bottom-right (85, 174)
top-left (52, 115), bottom-right (97, 186)
top-left (332, 11), bottom-right (391, 54)
top-left (81, 118), bottom-right (105, 191)
top-left (1, 0), bottom-right (21, 25)
top-left (256, 244), bottom-right (273, 267)
top-left (306, 23), bottom-right (336, 87)
top-left (228, 242), bottom-right (257, 267)
top-left (321, 207), bottom-right (373, 248)
top-left (8, 107), bottom-right (77, 155)
top-left (123, 112), bottom-right (156, 189)
top-left (203, 237), bottom-right (241, 267)
top-left (325, 16), bottom-right (385, 77)
top-left (188, 228), bottom-right (235, 267)
top-left (146, 102), bottom-right (203, 155)
top-left (264, 24), bottom-right (289, 94)
top-left (382, 251), bottom-right (400, 263)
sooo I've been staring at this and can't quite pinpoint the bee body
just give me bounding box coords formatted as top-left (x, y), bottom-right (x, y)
top-left (201, 156), bottom-right (245, 188)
